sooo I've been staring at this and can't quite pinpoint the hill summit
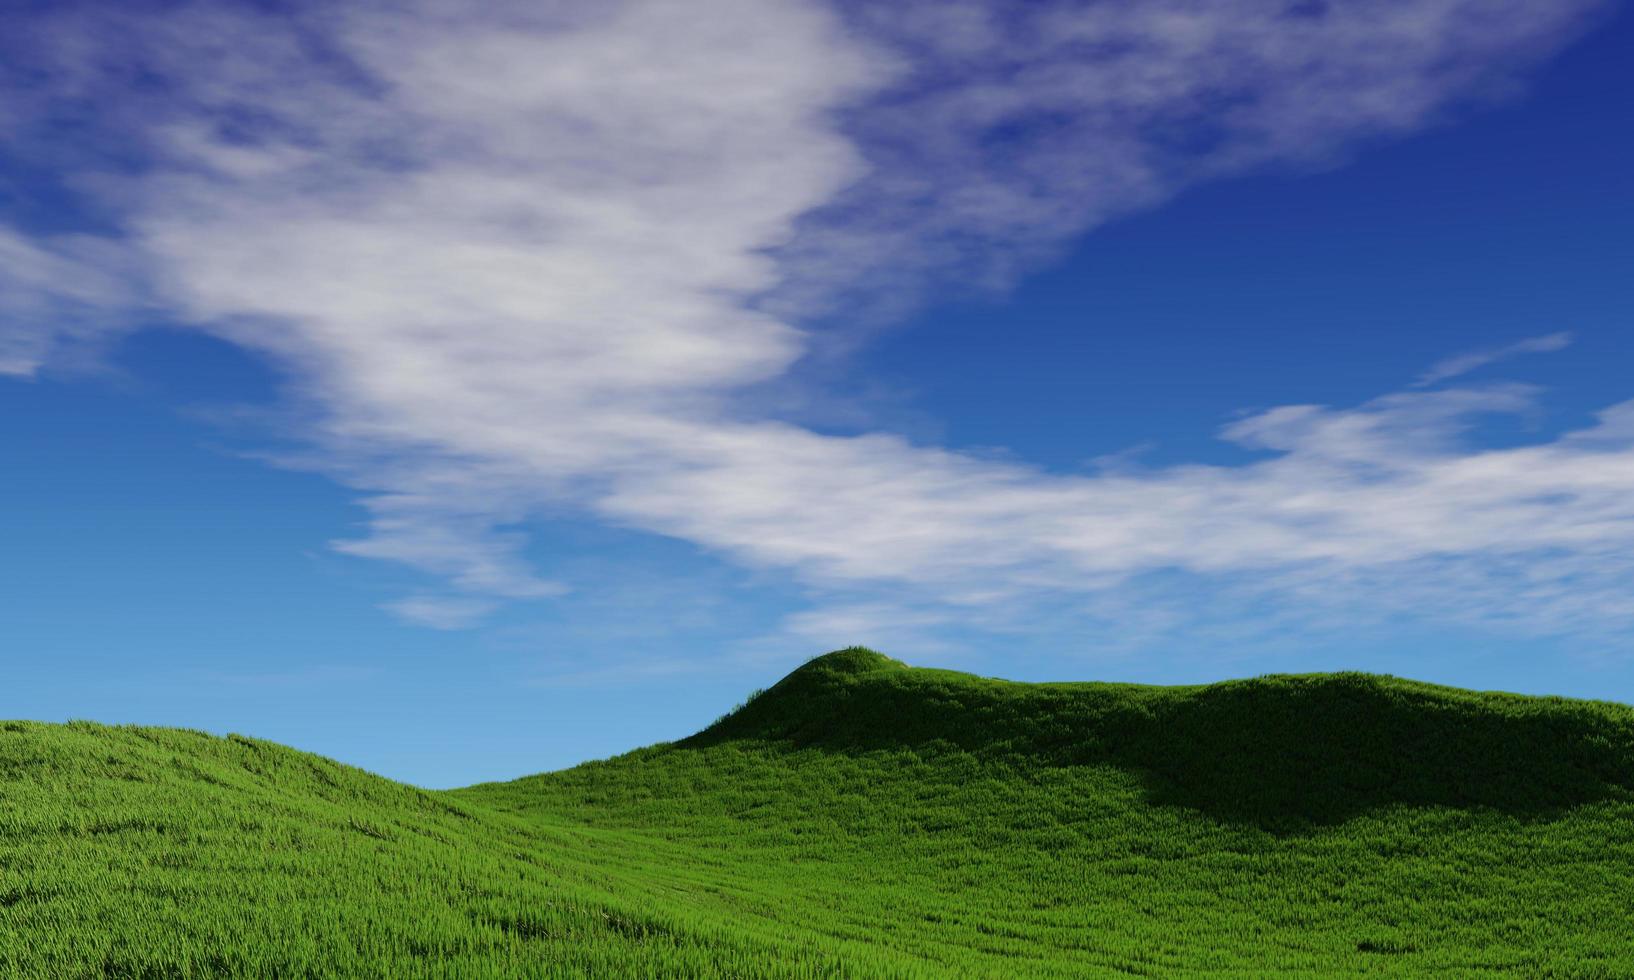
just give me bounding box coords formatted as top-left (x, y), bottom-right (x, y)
top-left (692, 647), bottom-right (1634, 826)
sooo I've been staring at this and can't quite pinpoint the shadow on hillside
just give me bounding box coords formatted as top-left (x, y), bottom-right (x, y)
top-left (690, 660), bottom-right (1634, 832)
top-left (1122, 676), bottom-right (1634, 830)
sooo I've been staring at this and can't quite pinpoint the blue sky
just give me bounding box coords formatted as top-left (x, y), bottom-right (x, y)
top-left (3, 0), bottom-right (1632, 787)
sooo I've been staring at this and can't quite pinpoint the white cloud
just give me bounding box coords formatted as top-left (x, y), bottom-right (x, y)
top-left (330, 490), bottom-right (568, 600)
top-left (1413, 331), bottom-right (1574, 387)
top-left (0, 0), bottom-right (1626, 644)
top-left (601, 387), bottom-right (1634, 633)
top-left (0, 229), bottom-right (146, 375)
top-left (382, 595), bottom-right (501, 631)
top-left (772, 0), bottom-right (1612, 321)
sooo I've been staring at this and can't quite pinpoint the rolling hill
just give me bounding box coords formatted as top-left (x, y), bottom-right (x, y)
top-left (4, 648), bottom-right (1633, 977)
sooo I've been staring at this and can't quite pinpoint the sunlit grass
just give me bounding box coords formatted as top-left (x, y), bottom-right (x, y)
top-left (5, 648), bottom-right (1633, 976)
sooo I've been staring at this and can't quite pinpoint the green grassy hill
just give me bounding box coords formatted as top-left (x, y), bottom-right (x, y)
top-left (5, 648), bottom-right (1634, 977)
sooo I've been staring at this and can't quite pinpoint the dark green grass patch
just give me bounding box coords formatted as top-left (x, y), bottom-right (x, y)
top-left (6, 648), bottom-right (1634, 976)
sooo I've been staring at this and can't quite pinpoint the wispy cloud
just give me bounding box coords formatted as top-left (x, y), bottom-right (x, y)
top-left (0, 0), bottom-right (1623, 645)
top-left (774, 0), bottom-right (1611, 323)
top-left (0, 229), bottom-right (147, 375)
top-left (381, 595), bottom-right (502, 631)
top-left (1413, 331), bottom-right (1574, 387)
top-left (609, 385), bottom-right (1634, 639)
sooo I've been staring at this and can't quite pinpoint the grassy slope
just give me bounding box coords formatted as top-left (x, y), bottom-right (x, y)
top-left (5, 648), bottom-right (1634, 977)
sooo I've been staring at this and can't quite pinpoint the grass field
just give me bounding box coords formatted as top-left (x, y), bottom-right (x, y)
top-left (5, 647), bottom-right (1634, 977)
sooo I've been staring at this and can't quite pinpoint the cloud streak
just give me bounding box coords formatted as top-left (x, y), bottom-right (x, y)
top-left (1413, 331), bottom-right (1574, 387)
top-left (0, 0), bottom-right (1625, 646)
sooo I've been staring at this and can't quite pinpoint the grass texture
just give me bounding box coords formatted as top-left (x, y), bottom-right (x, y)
top-left (4, 647), bottom-right (1634, 977)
